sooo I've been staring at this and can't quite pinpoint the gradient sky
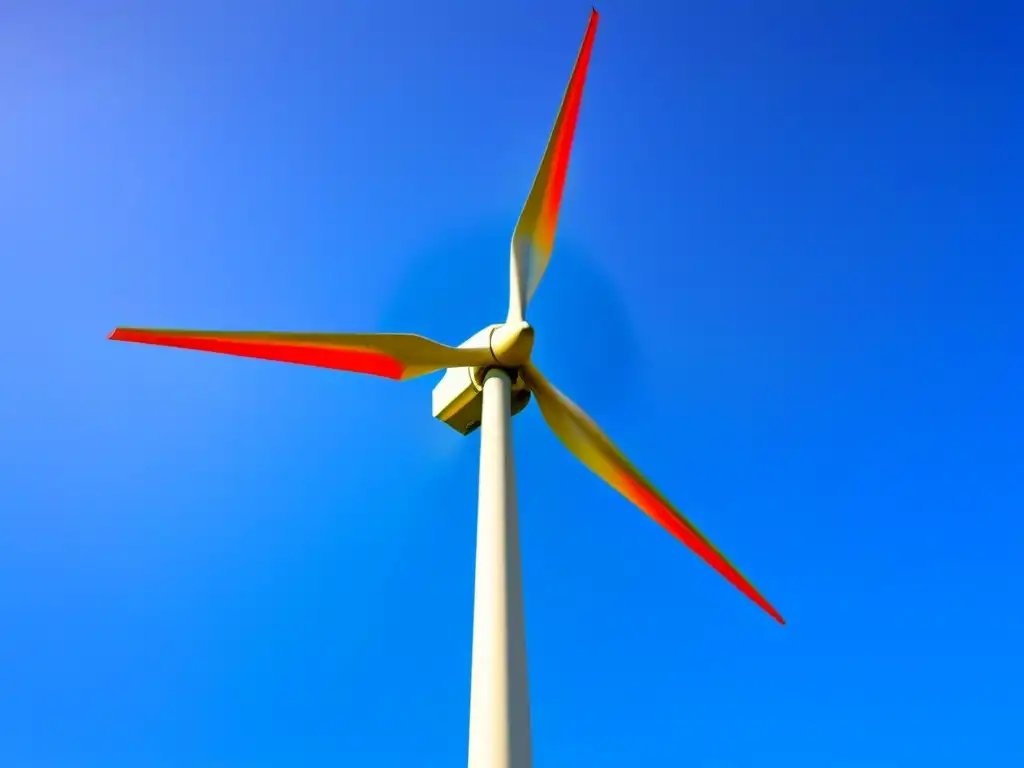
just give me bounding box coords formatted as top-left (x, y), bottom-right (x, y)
top-left (2, 1), bottom-right (1022, 765)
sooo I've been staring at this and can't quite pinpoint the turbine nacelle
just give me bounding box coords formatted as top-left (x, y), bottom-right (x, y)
top-left (432, 323), bottom-right (533, 436)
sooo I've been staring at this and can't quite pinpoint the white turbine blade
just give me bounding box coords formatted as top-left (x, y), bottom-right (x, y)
top-left (508, 9), bottom-right (599, 322)
top-left (520, 362), bottom-right (785, 624)
top-left (109, 327), bottom-right (495, 380)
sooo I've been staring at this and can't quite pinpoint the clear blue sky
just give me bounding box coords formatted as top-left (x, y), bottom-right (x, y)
top-left (2, 0), bottom-right (1022, 764)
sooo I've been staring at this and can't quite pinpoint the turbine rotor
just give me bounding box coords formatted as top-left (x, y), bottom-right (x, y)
top-left (489, 321), bottom-right (535, 367)
top-left (107, 8), bottom-right (785, 624)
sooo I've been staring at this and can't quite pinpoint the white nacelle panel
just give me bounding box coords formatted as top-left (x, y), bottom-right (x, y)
top-left (432, 325), bottom-right (530, 436)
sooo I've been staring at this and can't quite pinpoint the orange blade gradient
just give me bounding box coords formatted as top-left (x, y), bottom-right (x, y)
top-left (109, 328), bottom-right (495, 380)
top-left (521, 362), bottom-right (784, 624)
top-left (508, 8), bottom-right (599, 321)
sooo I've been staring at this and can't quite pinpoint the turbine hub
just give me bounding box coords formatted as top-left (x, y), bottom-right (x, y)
top-left (490, 321), bottom-right (535, 367)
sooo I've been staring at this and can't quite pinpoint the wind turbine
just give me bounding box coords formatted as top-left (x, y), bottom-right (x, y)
top-left (110, 8), bottom-right (783, 767)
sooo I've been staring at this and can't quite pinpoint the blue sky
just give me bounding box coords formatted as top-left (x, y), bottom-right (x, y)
top-left (1, 0), bottom-right (1022, 764)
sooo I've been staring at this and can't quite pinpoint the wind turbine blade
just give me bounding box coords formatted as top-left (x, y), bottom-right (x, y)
top-left (508, 8), bottom-right (599, 323)
top-left (521, 363), bottom-right (785, 624)
top-left (109, 328), bottom-right (495, 380)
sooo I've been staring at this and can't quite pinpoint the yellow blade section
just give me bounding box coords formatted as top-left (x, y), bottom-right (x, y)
top-left (521, 362), bottom-right (784, 623)
top-left (508, 8), bottom-right (600, 322)
top-left (109, 327), bottom-right (495, 380)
